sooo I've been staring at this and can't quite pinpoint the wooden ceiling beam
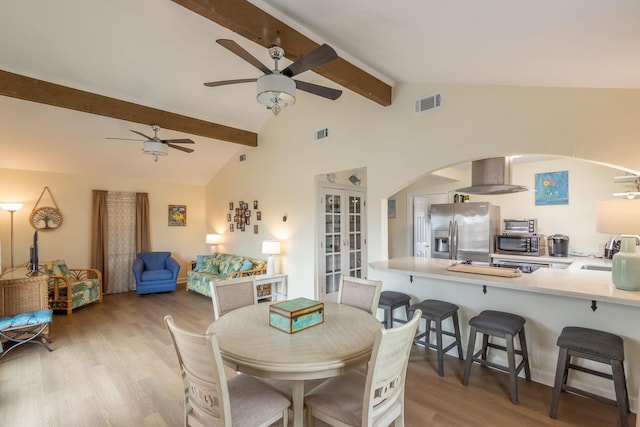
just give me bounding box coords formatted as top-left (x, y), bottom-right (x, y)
top-left (171, 0), bottom-right (393, 106)
top-left (0, 70), bottom-right (258, 147)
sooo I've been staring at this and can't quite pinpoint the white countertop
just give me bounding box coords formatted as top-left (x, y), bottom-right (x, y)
top-left (369, 257), bottom-right (640, 307)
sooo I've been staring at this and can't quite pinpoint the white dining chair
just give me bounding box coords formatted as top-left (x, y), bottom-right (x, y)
top-left (209, 276), bottom-right (258, 320)
top-left (304, 309), bottom-right (421, 426)
top-left (337, 276), bottom-right (383, 315)
top-left (164, 315), bottom-right (290, 427)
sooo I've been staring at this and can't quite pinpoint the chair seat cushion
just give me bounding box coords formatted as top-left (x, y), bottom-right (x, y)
top-left (469, 310), bottom-right (525, 336)
top-left (0, 309), bottom-right (53, 330)
top-left (228, 374), bottom-right (290, 425)
top-left (305, 370), bottom-right (366, 425)
top-left (557, 326), bottom-right (624, 360)
top-left (141, 269), bottom-right (173, 281)
top-left (409, 299), bottom-right (458, 320)
top-left (379, 291), bottom-right (411, 307)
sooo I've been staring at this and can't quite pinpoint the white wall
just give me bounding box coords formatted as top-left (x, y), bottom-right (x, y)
top-left (0, 168), bottom-right (206, 282)
top-left (206, 82), bottom-right (640, 298)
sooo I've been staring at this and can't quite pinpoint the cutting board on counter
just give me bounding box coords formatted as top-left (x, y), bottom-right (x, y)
top-left (447, 264), bottom-right (523, 277)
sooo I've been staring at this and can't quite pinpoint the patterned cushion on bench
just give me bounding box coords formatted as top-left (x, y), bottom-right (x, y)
top-left (0, 309), bottom-right (53, 353)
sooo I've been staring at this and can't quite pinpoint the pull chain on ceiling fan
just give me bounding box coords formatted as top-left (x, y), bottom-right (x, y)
top-left (106, 124), bottom-right (195, 161)
top-left (204, 39), bottom-right (342, 115)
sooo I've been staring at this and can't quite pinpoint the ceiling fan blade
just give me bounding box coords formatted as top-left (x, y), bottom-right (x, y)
top-left (217, 39), bottom-right (272, 74)
top-left (106, 137), bottom-right (144, 141)
top-left (167, 143), bottom-right (194, 153)
top-left (281, 44), bottom-right (338, 78)
top-left (162, 138), bottom-right (195, 144)
top-left (294, 80), bottom-right (342, 100)
top-left (204, 78), bottom-right (257, 87)
top-left (130, 130), bottom-right (154, 140)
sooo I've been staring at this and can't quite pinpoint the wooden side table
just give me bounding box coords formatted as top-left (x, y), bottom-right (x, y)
top-left (254, 273), bottom-right (287, 301)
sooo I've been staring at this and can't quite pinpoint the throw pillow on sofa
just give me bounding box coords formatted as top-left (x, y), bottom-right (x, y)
top-left (218, 254), bottom-right (246, 275)
top-left (199, 256), bottom-right (220, 274)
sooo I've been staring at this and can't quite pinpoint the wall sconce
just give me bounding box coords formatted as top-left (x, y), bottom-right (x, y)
top-left (262, 240), bottom-right (281, 275)
top-left (0, 203), bottom-right (24, 268)
top-left (205, 234), bottom-right (223, 253)
top-left (597, 199), bottom-right (640, 290)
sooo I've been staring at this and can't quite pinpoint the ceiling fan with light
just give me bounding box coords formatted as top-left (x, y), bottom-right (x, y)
top-left (204, 39), bottom-right (342, 116)
top-left (107, 125), bottom-right (195, 161)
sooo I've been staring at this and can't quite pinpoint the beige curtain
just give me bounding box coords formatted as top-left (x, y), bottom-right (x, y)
top-left (91, 190), bottom-right (151, 294)
top-left (107, 192), bottom-right (136, 293)
top-left (91, 190), bottom-right (109, 292)
top-left (136, 193), bottom-right (151, 253)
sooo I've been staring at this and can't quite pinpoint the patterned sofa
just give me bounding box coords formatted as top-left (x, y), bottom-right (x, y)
top-left (187, 253), bottom-right (267, 297)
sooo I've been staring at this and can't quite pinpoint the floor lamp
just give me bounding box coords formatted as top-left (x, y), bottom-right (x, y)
top-left (1, 203), bottom-right (23, 269)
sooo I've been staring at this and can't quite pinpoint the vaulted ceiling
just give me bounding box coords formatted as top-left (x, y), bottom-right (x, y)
top-left (1, 0), bottom-right (639, 185)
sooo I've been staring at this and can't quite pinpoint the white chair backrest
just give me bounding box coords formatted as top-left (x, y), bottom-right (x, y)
top-left (209, 277), bottom-right (258, 320)
top-left (363, 309), bottom-right (421, 426)
top-left (338, 276), bottom-right (383, 315)
top-left (164, 315), bottom-right (232, 426)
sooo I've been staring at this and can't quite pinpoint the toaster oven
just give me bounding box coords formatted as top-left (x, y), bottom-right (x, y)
top-left (495, 234), bottom-right (546, 256)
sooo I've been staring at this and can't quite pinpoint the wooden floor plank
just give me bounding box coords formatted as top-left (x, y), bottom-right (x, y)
top-left (0, 284), bottom-right (634, 426)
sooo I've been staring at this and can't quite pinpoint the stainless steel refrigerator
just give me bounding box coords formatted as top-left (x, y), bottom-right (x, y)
top-left (430, 202), bottom-right (500, 263)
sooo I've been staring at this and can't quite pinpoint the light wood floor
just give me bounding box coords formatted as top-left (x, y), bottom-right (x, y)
top-left (0, 284), bottom-right (634, 426)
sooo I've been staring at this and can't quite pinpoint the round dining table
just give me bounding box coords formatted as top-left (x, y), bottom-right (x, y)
top-left (207, 301), bottom-right (382, 427)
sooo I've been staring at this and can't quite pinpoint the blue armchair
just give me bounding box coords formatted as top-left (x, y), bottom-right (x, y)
top-left (132, 252), bottom-right (180, 295)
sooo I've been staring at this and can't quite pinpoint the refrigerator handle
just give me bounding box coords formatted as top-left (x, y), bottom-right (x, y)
top-left (448, 220), bottom-right (454, 259)
top-left (452, 220), bottom-right (458, 260)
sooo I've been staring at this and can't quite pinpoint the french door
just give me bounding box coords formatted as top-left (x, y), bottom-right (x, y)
top-left (317, 185), bottom-right (367, 302)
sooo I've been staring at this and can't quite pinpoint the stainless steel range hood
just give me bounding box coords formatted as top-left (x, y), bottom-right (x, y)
top-left (456, 157), bottom-right (530, 195)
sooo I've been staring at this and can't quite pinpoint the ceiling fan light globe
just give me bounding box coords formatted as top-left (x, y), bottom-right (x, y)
top-left (142, 140), bottom-right (168, 159)
top-left (256, 74), bottom-right (296, 114)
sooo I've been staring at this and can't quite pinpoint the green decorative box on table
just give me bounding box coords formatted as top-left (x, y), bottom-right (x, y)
top-left (269, 297), bottom-right (324, 334)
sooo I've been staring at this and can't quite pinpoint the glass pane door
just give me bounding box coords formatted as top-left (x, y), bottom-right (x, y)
top-left (322, 191), bottom-right (343, 297)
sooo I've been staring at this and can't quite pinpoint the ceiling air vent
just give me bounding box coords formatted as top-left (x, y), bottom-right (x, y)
top-left (414, 93), bottom-right (442, 115)
top-left (314, 127), bottom-right (329, 141)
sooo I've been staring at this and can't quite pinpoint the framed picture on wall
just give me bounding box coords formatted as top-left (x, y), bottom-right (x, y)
top-left (535, 171), bottom-right (569, 205)
top-left (168, 205), bottom-right (187, 226)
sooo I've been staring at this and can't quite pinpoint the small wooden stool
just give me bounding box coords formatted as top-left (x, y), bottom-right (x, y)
top-left (549, 326), bottom-right (629, 427)
top-left (462, 310), bottom-right (531, 404)
top-left (409, 299), bottom-right (463, 376)
top-left (378, 291), bottom-right (411, 329)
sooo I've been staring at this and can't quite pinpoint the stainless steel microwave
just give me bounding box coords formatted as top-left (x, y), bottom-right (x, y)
top-left (502, 218), bottom-right (537, 235)
top-left (495, 234), bottom-right (546, 256)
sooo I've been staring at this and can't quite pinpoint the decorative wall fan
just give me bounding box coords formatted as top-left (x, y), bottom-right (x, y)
top-left (107, 124), bottom-right (195, 161)
top-left (204, 39), bottom-right (342, 115)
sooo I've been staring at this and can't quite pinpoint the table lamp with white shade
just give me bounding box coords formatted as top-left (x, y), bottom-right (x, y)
top-left (205, 234), bottom-right (222, 253)
top-left (597, 199), bottom-right (640, 291)
top-left (262, 240), bottom-right (281, 275)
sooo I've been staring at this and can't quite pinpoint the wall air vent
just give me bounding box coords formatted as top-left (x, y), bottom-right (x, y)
top-left (414, 93), bottom-right (442, 115)
top-left (239, 153), bottom-right (246, 162)
top-left (314, 127), bottom-right (329, 141)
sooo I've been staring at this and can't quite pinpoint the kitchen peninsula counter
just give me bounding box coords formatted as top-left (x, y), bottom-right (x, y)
top-left (370, 257), bottom-right (640, 307)
top-left (369, 256), bottom-right (640, 412)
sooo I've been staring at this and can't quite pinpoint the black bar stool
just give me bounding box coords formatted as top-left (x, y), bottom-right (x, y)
top-left (378, 291), bottom-right (411, 329)
top-left (549, 326), bottom-right (629, 427)
top-left (408, 299), bottom-right (463, 376)
top-left (462, 310), bottom-right (531, 404)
